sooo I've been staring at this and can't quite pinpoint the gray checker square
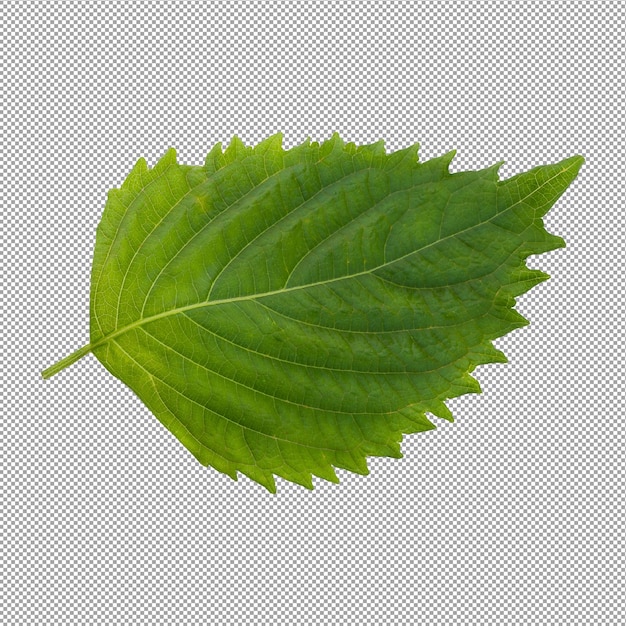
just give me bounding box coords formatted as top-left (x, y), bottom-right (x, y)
top-left (2, 1), bottom-right (624, 624)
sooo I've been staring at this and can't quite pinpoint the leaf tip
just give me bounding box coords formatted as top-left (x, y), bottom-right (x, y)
top-left (490, 345), bottom-right (509, 364)
top-left (562, 153), bottom-right (585, 174)
top-left (257, 132), bottom-right (284, 152)
top-left (489, 158), bottom-right (506, 180)
top-left (427, 149), bottom-right (457, 173)
top-left (119, 156), bottom-right (149, 192)
top-left (155, 147), bottom-right (178, 171)
top-left (369, 138), bottom-right (387, 153)
top-left (429, 401), bottom-right (454, 422)
top-left (463, 373), bottom-right (482, 394)
top-left (248, 471), bottom-right (277, 494)
top-left (204, 141), bottom-right (223, 162)
top-left (546, 234), bottom-right (566, 251)
top-left (224, 135), bottom-right (248, 159)
top-left (320, 132), bottom-right (345, 157)
top-left (311, 463), bottom-right (340, 485)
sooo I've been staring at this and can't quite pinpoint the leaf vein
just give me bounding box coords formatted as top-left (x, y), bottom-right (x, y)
top-left (114, 338), bottom-right (355, 453)
top-left (139, 325), bottom-right (399, 416)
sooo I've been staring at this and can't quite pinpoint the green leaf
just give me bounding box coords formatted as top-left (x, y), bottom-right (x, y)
top-left (42, 134), bottom-right (583, 491)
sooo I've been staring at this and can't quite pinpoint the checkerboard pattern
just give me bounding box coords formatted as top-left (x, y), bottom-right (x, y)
top-left (2, 1), bottom-right (624, 624)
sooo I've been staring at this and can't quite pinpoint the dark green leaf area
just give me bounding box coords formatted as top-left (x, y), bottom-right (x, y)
top-left (82, 134), bottom-right (582, 491)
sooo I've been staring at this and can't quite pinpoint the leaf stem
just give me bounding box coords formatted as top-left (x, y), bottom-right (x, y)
top-left (41, 344), bottom-right (93, 379)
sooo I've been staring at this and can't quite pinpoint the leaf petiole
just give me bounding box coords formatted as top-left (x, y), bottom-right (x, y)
top-left (41, 344), bottom-right (93, 379)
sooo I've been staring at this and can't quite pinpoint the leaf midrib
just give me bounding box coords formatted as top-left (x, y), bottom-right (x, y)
top-left (88, 161), bottom-right (574, 355)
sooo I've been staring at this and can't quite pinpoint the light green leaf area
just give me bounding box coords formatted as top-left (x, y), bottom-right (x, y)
top-left (42, 134), bottom-right (583, 491)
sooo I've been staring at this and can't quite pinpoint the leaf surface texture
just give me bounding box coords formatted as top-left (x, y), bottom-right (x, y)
top-left (43, 134), bottom-right (583, 491)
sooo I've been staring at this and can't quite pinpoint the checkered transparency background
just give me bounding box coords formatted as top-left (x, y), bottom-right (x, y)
top-left (2, 1), bottom-right (624, 624)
